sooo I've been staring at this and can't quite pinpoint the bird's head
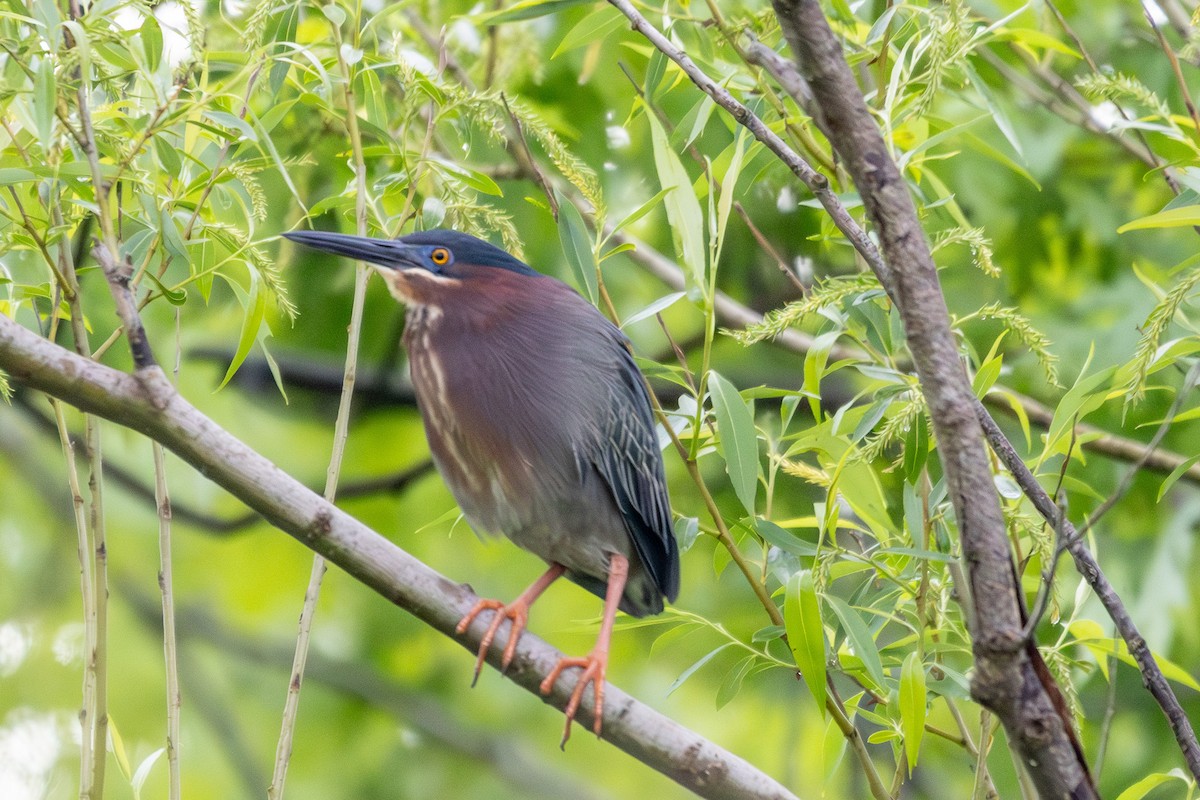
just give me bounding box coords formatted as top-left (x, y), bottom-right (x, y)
top-left (283, 228), bottom-right (539, 306)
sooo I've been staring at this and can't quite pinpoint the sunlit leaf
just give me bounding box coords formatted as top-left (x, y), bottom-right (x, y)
top-left (785, 570), bottom-right (827, 714)
top-left (899, 651), bottom-right (926, 774)
top-left (709, 371), bottom-right (758, 514)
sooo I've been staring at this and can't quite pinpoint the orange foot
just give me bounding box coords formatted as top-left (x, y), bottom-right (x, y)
top-left (455, 564), bottom-right (566, 686)
top-left (540, 649), bottom-right (608, 748)
top-left (455, 598), bottom-right (530, 686)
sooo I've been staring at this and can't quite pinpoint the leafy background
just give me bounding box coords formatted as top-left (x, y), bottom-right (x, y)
top-left (3, 0), bottom-right (1200, 798)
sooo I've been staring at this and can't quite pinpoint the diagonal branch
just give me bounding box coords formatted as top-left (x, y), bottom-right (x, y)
top-left (0, 313), bottom-right (798, 800)
top-left (764, 3), bottom-right (1095, 795)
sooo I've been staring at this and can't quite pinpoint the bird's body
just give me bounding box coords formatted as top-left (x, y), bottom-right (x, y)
top-left (285, 228), bottom-right (679, 743)
top-left (404, 273), bottom-right (673, 615)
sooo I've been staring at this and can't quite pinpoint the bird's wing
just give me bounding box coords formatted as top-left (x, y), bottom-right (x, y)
top-left (589, 338), bottom-right (680, 603)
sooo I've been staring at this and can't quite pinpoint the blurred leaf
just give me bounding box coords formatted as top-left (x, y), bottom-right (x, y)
top-left (1118, 205), bottom-right (1200, 233)
top-left (484, 0), bottom-right (594, 24)
top-left (131, 748), bottom-right (165, 800)
top-left (553, 6), bottom-right (625, 58)
top-left (666, 643), bottom-right (732, 696)
top-left (785, 570), bottom-right (827, 714)
top-left (1156, 454), bottom-right (1200, 501)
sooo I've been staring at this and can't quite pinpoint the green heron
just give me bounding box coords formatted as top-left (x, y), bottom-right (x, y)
top-left (284, 228), bottom-right (680, 744)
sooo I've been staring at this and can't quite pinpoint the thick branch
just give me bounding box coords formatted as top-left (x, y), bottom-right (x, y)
top-left (0, 314), bottom-right (797, 800)
top-left (976, 399), bottom-right (1200, 779)
top-left (767, 2), bottom-right (1095, 796)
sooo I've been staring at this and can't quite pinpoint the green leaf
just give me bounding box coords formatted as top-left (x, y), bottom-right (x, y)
top-left (483, 0), bottom-right (594, 24)
top-left (553, 5), bottom-right (625, 58)
top-left (709, 371), bottom-right (758, 514)
top-left (901, 411), bottom-right (928, 484)
top-left (140, 16), bottom-right (162, 72)
top-left (608, 187), bottom-right (674, 239)
top-left (648, 112), bottom-right (705, 288)
top-left (33, 57), bottom-right (55, 151)
top-left (1157, 453), bottom-right (1200, 501)
top-left (715, 655), bottom-right (759, 711)
top-left (202, 110), bottom-right (258, 143)
top-left (825, 595), bottom-right (885, 691)
top-left (0, 168), bottom-right (35, 184)
top-left (756, 518), bottom-right (818, 557)
top-left (432, 157), bottom-right (503, 196)
top-left (1115, 772), bottom-right (1189, 800)
top-left (785, 570), bottom-right (827, 714)
top-left (1039, 359), bottom-right (1115, 466)
top-left (557, 191), bottom-right (598, 303)
top-left (1118, 205), bottom-right (1200, 233)
top-left (713, 129), bottom-right (746, 267)
top-left (899, 651), bottom-right (926, 774)
top-left (217, 277), bottom-right (267, 391)
top-left (159, 208), bottom-right (188, 267)
top-left (622, 291), bottom-right (685, 328)
top-left (666, 643), bottom-right (732, 696)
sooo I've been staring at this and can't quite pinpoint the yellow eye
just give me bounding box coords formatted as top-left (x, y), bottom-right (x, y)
top-left (430, 247), bottom-right (450, 265)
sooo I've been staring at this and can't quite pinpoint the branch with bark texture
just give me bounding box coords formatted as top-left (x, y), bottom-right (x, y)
top-left (0, 313), bottom-right (798, 800)
top-left (766, 2), bottom-right (1094, 795)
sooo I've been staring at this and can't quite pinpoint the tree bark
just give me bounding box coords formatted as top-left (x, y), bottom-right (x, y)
top-left (0, 313), bottom-right (797, 800)
top-left (768, 2), bottom-right (1097, 796)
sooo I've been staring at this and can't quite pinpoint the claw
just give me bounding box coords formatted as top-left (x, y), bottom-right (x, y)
top-left (454, 563), bottom-right (566, 685)
top-left (540, 651), bottom-right (608, 747)
top-left (456, 598), bottom-right (527, 686)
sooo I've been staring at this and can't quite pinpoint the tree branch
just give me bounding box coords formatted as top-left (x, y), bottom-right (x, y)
top-left (0, 314), bottom-right (798, 800)
top-left (764, 2), bottom-right (1095, 795)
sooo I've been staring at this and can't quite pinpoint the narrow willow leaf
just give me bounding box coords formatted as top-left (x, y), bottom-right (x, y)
top-left (715, 654), bottom-right (759, 710)
top-left (1115, 772), bottom-right (1187, 800)
top-left (825, 595), bottom-right (886, 690)
top-left (785, 570), bottom-right (827, 714)
top-left (484, 0), bottom-right (593, 24)
top-left (557, 191), bottom-right (598, 303)
top-left (666, 643), bottom-right (732, 696)
top-left (1118, 205), bottom-right (1200, 232)
top-left (648, 112), bottom-right (705, 288)
top-left (131, 748), bottom-right (165, 800)
top-left (33, 57), bottom-right (55, 151)
top-left (609, 187), bottom-right (674, 239)
top-left (1157, 453), bottom-right (1200, 501)
top-left (622, 291), bottom-right (685, 328)
top-left (217, 277), bottom-right (267, 391)
top-left (552, 5), bottom-right (625, 58)
top-left (712, 129), bottom-right (746, 268)
top-left (899, 651), bottom-right (927, 774)
top-left (709, 371), bottom-right (758, 514)
top-left (1040, 363), bottom-right (1115, 465)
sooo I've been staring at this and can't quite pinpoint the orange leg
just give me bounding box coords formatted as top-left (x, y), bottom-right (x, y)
top-left (540, 552), bottom-right (628, 748)
top-left (456, 563), bottom-right (566, 686)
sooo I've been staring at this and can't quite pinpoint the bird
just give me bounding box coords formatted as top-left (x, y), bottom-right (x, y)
top-left (283, 227), bottom-right (680, 745)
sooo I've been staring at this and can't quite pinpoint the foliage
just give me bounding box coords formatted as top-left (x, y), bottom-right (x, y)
top-left (3, 1), bottom-right (1200, 799)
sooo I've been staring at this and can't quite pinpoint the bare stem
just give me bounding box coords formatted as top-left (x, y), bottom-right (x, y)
top-left (268, 11), bottom-right (372, 798)
top-left (153, 443), bottom-right (182, 800)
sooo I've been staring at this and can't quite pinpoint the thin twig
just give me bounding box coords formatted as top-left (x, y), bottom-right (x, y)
top-left (0, 315), bottom-right (801, 800)
top-left (268, 9), bottom-right (373, 798)
top-left (153, 443), bottom-right (182, 800)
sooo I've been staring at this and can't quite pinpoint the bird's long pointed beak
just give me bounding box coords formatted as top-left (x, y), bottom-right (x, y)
top-left (283, 231), bottom-right (423, 271)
